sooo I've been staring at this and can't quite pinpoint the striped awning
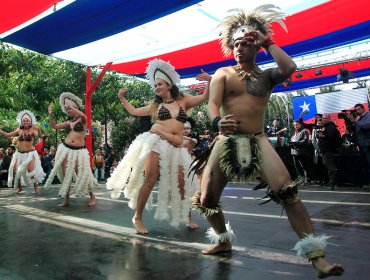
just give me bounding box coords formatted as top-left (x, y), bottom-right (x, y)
top-left (1, 0), bottom-right (369, 91)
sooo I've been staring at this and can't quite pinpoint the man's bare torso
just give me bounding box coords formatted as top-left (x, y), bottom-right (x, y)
top-left (220, 66), bottom-right (273, 134)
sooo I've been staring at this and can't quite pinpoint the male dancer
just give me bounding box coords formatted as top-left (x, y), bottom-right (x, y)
top-left (192, 5), bottom-right (343, 278)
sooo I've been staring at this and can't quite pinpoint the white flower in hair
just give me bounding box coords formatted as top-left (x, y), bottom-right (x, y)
top-left (145, 58), bottom-right (181, 87)
top-left (16, 110), bottom-right (36, 126)
top-left (59, 92), bottom-right (83, 114)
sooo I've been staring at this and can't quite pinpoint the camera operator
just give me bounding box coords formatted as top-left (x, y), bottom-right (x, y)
top-left (346, 103), bottom-right (370, 173)
top-left (317, 114), bottom-right (341, 190)
top-left (299, 112), bottom-right (323, 133)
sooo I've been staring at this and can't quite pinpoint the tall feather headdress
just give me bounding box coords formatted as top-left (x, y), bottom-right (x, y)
top-left (145, 58), bottom-right (181, 88)
top-left (16, 110), bottom-right (36, 126)
top-left (219, 4), bottom-right (287, 57)
top-left (59, 92), bottom-right (83, 114)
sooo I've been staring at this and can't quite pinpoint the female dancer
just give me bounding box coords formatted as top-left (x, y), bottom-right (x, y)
top-left (0, 110), bottom-right (45, 194)
top-left (45, 92), bottom-right (97, 207)
top-left (107, 59), bottom-right (210, 234)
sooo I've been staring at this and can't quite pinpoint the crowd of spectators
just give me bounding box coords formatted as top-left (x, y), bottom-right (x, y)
top-left (1, 103), bottom-right (369, 190)
top-left (268, 103), bottom-right (370, 190)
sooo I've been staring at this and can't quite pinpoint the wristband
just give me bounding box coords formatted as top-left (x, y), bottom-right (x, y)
top-left (211, 116), bottom-right (221, 132)
top-left (261, 37), bottom-right (275, 49)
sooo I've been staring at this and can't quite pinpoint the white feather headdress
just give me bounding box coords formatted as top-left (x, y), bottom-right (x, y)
top-left (145, 58), bottom-right (181, 87)
top-left (59, 92), bottom-right (83, 114)
top-left (219, 4), bottom-right (288, 57)
top-left (16, 110), bottom-right (36, 126)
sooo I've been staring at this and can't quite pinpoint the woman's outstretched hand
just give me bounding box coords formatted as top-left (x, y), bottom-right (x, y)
top-left (196, 69), bottom-right (212, 82)
top-left (118, 88), bottom-right (129, 99)
top-left (48, 104), bottom-right (53, 115)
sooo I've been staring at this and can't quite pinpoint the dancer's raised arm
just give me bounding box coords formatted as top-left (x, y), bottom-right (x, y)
top-left (118, 88), bottom-right (151, 117)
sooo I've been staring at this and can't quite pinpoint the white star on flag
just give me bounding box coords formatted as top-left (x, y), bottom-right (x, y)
top-left (299, 101), bottom-right (310, 112)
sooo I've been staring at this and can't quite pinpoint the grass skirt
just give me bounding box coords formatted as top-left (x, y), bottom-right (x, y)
top-left (107, 132), bottom-right (198, 228)
top-left (8, 150), bottom-right (45, 188)
top-left (44, 143), bottom-right (97, 198)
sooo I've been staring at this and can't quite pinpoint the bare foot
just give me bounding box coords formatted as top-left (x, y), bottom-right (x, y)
top-left (202, 241), bottom-right (232, 255)
top-left (88, 196), bottom-right (96, 207)
top-left (33, 185), bottom-right (40, 194)
top-left (312, 257), bottom-right (344, 278)
top-left (186, 220), bottom-right (199, 230)
top-left (58, 197), bottom-right (70, 207)
top-left (14, 188), bottom-right (23, 194)
top-left (132, 217), bottom-right (149, 234)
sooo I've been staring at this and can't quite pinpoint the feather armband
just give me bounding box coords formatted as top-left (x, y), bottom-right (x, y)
top-left (211, 116), bottom-right (221, 132)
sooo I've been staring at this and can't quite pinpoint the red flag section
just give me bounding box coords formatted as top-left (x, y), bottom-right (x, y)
top-left (0, 0), bottom-right (61, 34)
top-left (110, 0), bottom-right (369, 75)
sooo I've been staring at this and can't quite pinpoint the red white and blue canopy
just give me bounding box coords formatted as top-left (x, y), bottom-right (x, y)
top-left (1, 0), bottom-right (369, 92)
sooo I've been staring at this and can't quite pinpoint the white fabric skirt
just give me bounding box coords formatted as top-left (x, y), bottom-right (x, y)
top-left (8, 150), bottom-right (45, 188)
top-left (44, 142), bottom-right (97, 198)
top-left (107, 132), bottom-right (198, 228)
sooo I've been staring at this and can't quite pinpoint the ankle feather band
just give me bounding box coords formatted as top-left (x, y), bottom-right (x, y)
top-left (292, 234), bottom-right (330, 261)
top-left (192, 192), bottom-right (222, 217)
top-left (206, 222), bottom-right (235, 243)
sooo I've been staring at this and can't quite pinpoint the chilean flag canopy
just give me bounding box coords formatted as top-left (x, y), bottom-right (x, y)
top-left (1, 0), bottom-right (369, 91)
top-left (293, 88), bottom-right (369, 134)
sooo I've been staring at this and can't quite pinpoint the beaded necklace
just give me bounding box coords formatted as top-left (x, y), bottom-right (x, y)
top-left (233, 64), bottom-right (262, 82)
top-left (163, 99), bottom-right (174, 104)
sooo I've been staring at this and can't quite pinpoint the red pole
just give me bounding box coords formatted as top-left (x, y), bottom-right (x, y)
top-left (85, 63), bottom-right (112, 164)
top-left (85, 66), bottom-right (93, 164)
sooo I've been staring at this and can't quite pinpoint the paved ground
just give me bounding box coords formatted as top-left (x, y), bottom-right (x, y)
top-left (0, 182), bottom-right (369, 280)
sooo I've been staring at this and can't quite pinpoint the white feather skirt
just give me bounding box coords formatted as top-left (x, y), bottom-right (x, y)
top-left (107, 132), bottom-right (198, 228)
top-left (7, 150), bottom-right (45, 188)
top-left (43, 143), bottom-right (97, 198)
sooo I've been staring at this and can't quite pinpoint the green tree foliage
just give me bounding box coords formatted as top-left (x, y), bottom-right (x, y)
top-left (0, 43), bottom-right (212, 154)
top-left (0, 43), bottom-right (153, 150)
top-left (319, 85), bottom-right (338, 93)
top-left (188, 101), bottom-right (211, 136)
top-left (108, 80), bottom-right (154, 153)
top-left (265, 93), bottom-right (294, 132)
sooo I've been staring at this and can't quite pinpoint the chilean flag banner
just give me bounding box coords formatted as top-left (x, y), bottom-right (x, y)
top-left (292, 88), bottom-right (368, 133)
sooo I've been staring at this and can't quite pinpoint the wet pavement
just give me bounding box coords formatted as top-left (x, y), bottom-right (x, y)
top-left (0, 182), bottom-right (369, 280)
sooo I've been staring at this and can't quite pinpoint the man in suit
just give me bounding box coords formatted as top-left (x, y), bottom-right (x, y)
top-left (347, 103), bottom-right (370, 173)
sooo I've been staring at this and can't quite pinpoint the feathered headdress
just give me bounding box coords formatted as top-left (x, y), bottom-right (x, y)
top-left (59, 92), bottom-right (83, 114)
top-left (219, 4), bottom-right (287, 57)
top-left (145, 58), bottom-right (181, 87)
top-left (16, 110), bottom-right (36, 126)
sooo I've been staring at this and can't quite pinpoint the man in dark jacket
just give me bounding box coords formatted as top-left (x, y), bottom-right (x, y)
top-left (317, 114), bottom-right (341, 189)
top-left (289, 121), bottom-right (310, 180)
top-left (0, 146), bottom-right (16, 187)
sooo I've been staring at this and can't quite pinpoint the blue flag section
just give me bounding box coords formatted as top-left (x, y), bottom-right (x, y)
top-left (293, 95), bottom-right (318, 121)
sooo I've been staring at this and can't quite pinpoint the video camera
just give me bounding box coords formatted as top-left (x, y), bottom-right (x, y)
top-left (338, 109), bottom-right (357, 135)
top-left (338, 109), bottom-right (357, 120)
